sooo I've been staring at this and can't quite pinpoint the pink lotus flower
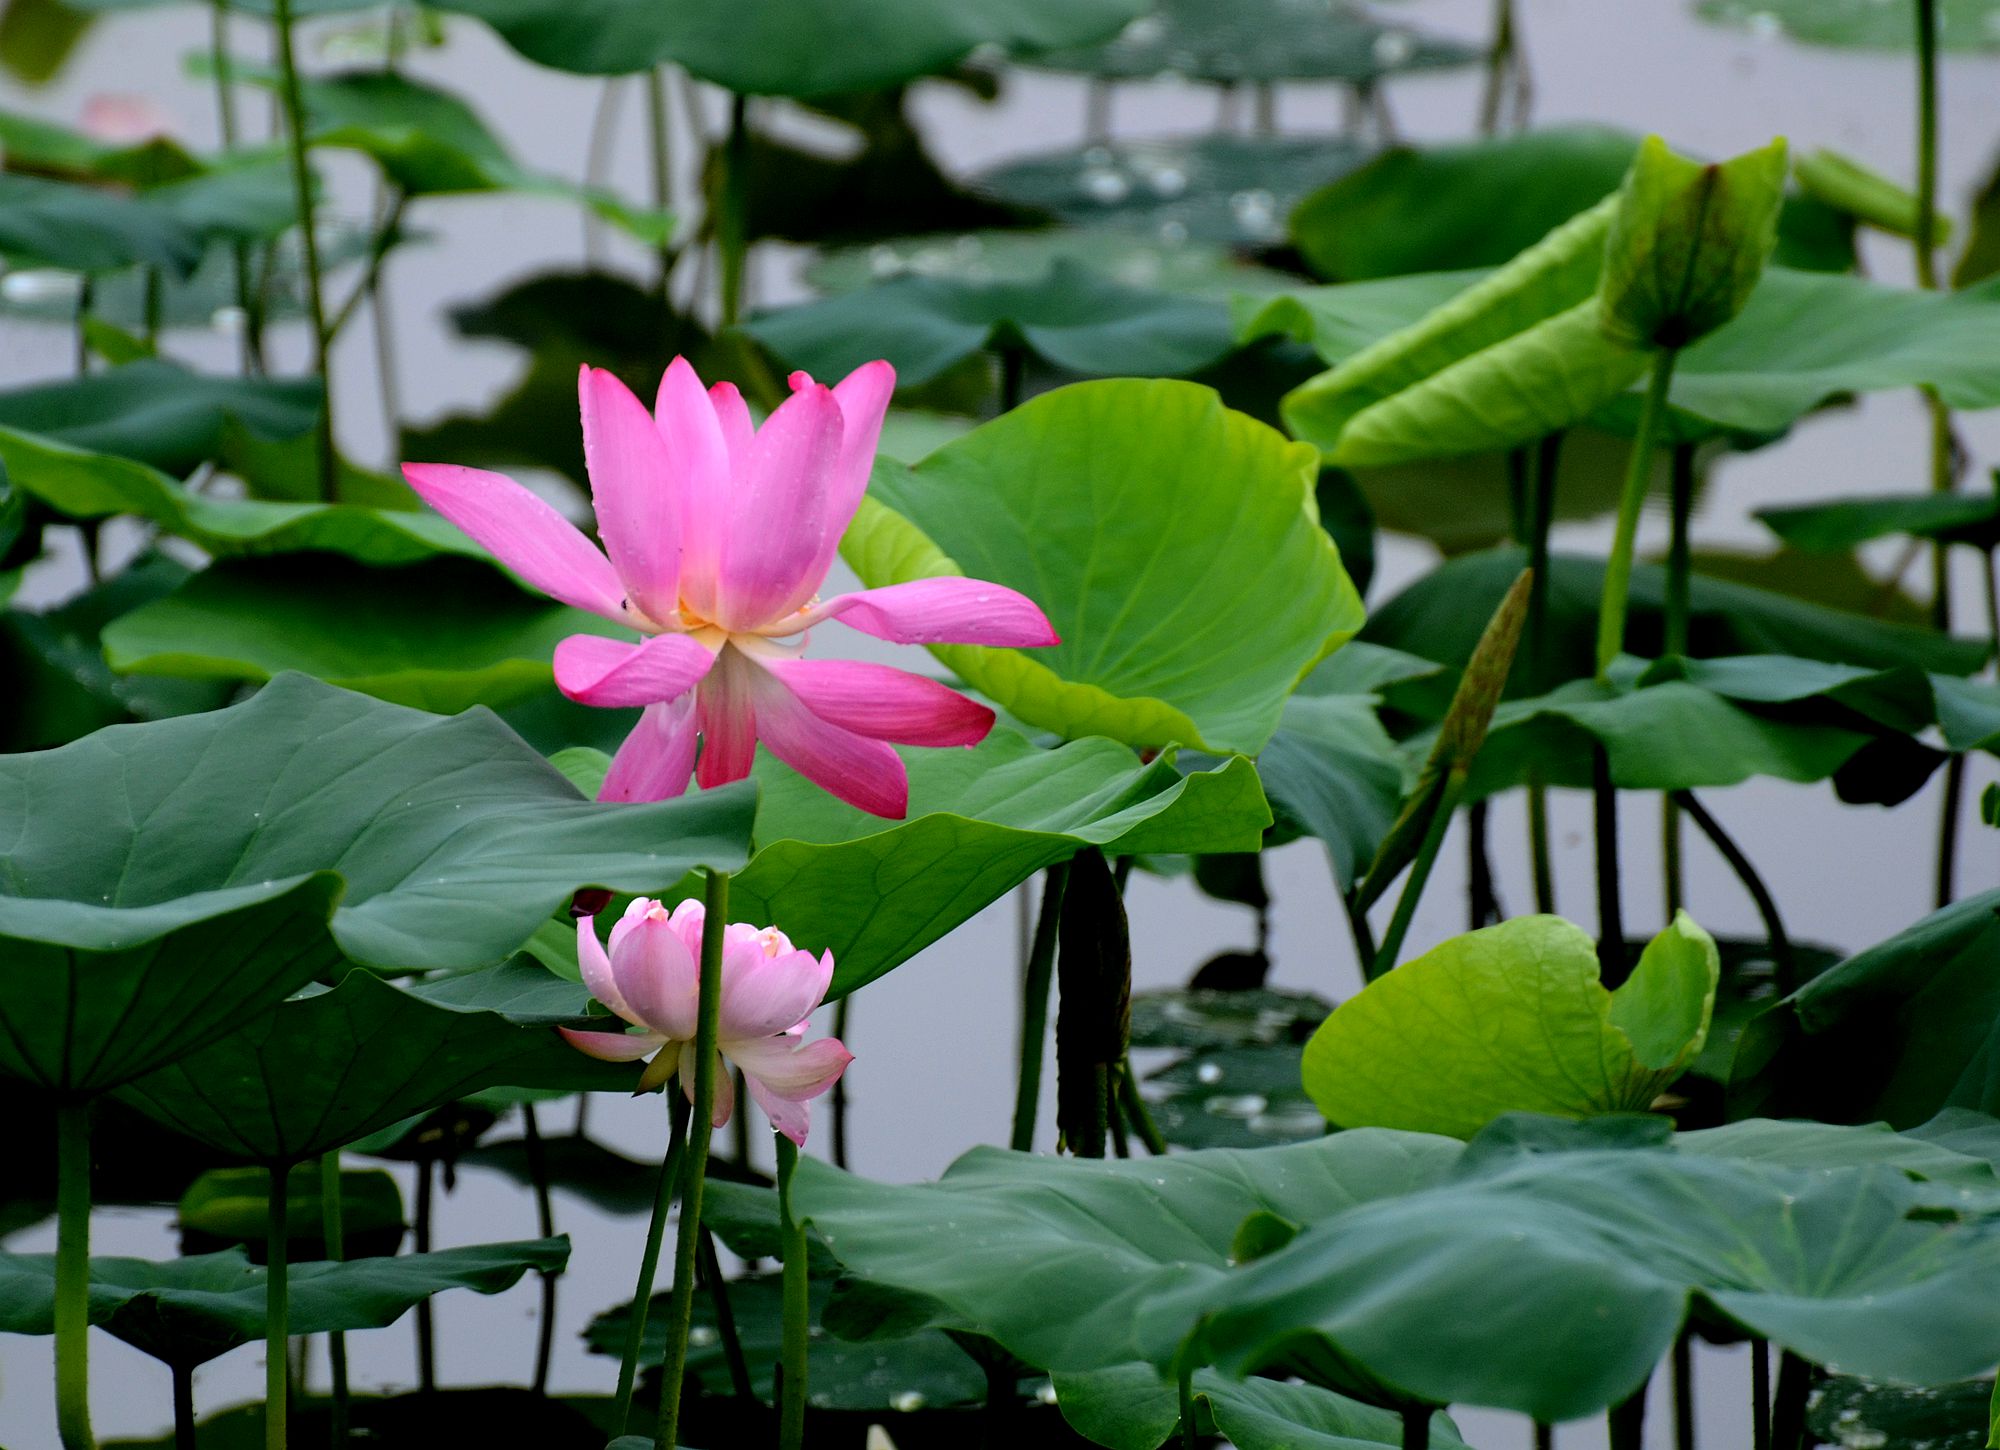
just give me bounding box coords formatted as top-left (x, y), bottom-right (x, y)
top-left (559, 897), bottom-right (852, 1146)
top-left (402, 359), bottom-right (1057, 817)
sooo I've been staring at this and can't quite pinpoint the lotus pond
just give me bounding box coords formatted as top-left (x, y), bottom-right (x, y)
top-left (3, 2), bottom-right (2000, 1448)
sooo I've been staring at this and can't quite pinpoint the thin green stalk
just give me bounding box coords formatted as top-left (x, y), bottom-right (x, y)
top-left (1533, 1425), bottom-right (1553, 1450)
top-left (830, 994), bottom-right (851, 1170)
top-left (1664, 441), bottom-right (1694, 921)
top-left (1769, 1352), bottom-right (1810, 1450)
top-left (582, 79), bottom-right (625, 271)
top-left (1672, 1327), bottom-right (1696, 1450)
top-left (1936, 754), bottom-right (1966, 909)
top-left (1751, 1338), bottom-right (1772, 1450)
top-left (1608, 1377), bottom-right (1648, 1450)
top-left (1010, 863), bottom-right (1070, 1152)
top-left (1372, 771), bottom-right (1467, 976)
top-left (1594, 746), bottom-right (1628, 984)
top-left (269, 0), bottom-right (337, 502)
top-left (644, 68), bottom-right (673, 297)
top-left (1914, 0), bottom-right (1941, 293)
top-left (1597, 349), bottom-right (1679, 679)
top-left (209, 0), bottom-right (258, 375)
top-left (1116, 1059), bottom-right (1168, 1155)
top-left (1675, 790), bottom-right (1797, 995)
top-left (1177, 1366), bottom-right (1198, 1450)
top-left (1467, 797), bottom-right (1499, 928)
top-left (413, 1155), bottom-right (434, 1392)
top-left (696, 1228), bottom-right (751, 1400)
top-left (1525, 432), bottom-right (1562, 917)
top-left (1478, 0), bottom-right (1516, 136)
top-left (75, 276), bottom-right (93, 377)
top-left (143, 269), bottom-right (162, 349)
top-left (55, 1100), bottom-right (95, 1450)
top-left (1663, 794), bottom-right (1684, 918)
top-left (521, 1104), bottom-right (557, 1396)
top-left (318, 1152), bottom-right (348, 1448)
top-left (265, 1165), bottom-right (291, 1450)
top-left (1107, 1089), bottom-right (1131, 1157)
top-left (172, 1363), bottom-right (197, 1450)
top-left (655, 867), bottom-right (730, 1450)
top-left (1527, 781), bottom-right (1556, 914)
top-left (998, 345), bottom-right (1026, 416)
top-left (612, 1096), bottom-right (688, 1433)
top-left (1401, 1404), bottom-right (1429, 1450)
top-left (718, 93), bottom-right (750, 329)
top-left (774, 1133), bottom-right (809, 1450)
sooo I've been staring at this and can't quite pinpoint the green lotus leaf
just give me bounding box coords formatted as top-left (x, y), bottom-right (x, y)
top-left (423, 0), bottom-right (1143, 91)
top-left (0, 426), bottom-right (476, 564)
top-left (843, 378), bottom-right (1364, 755)
top-left (789, 1129), bottom-right (1461, 1373)
top-left (1153, 1147), bottom-right (2000, 1420)
top-left (1301, 913), bottom-right (1719, 1138)
top-left (0, 360), bottom-right (319, 475)
top-left (1052, 1363), bottom-right (1469, 1450)
top-left (102, 555), bottom-right (620, 714)
top-left (0, 1239), bottom-right (566, 1367)
top-left (1732, 888), bottom-right (2000, 1128)
top-left (0, 672), bottom-right (753, 973)
top-left (1696, 0), bottom-right (2000, 51)
top-left (0, 170), bottom-right (204, 274)
top-left (120, 970), bottom-right (630, 1162)
top-left (1759, 489), bottom-right (2000, 552)
top-left (1677, 1118), bottom-right (2000, 1189)
top-left (745, 261), bottom-right (1239, 388)
top-left (178, 1163), bottom-right (406, 1259)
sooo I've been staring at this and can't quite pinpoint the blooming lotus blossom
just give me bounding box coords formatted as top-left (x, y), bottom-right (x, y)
top-left (402, 358), bottom-right (1057, 817)
top-left (559, 897), bottom-right (851, 1146)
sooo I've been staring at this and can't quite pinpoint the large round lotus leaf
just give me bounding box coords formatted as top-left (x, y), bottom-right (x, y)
top-left (0, 362), bottom-right (318, 475)
top-left (119, 970), bottom-right (630, 1161)
top-left (1053, 1363), bottom-right (1469, 1450)
top-left (1302, 914), bottom-right (1720, 1138)
top-left (972, 135), bottom-right (1370, 248)
top-left (545, 727), bottom-right (1268, 996)
top-left (806, 229), bottom-right (1297, 304)
top-left (1150, 1149), bottom-right (2000, 1420)
top-left (843, 379), bottom-right (1363, 756)
top-left (1732, 889), bottom-right (2000, 1128)
top-left (423, 0), bottom-right (1143, 91)
top-left (0, 426), bottom-right (476, 565)
top-left (1697, 0), bottom-right (2000, 50)
top-left (101, 555), bottom-right (621, 714)
top-left (0, 1239), bottom-right (566, 1368)
top-left (1023, 0), bottom-right (1481, 83)
top-left (0, 672), bottom-right (754, 973)
top-left (789, 1129), bottom-right (1461, 1374)
top-left (745, 261), bottom-right (1239, 388)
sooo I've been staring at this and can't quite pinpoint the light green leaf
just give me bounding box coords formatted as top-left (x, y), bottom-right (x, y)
top-left (845, 379), bottom-right (1363, 755)
top-left (1301, 913), bottom-right (1721, 1137)
top-left (1795, 147), bottom-right (1947, 243)
top-left (1696, 0), bottom-right (2000, 51)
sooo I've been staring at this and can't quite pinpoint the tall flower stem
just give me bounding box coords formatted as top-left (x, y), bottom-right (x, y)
top-left (612, 1096), bottom-right (688, 1433)
top-left (644, 68), bottom-right (674, 300)
top-left (413, 1154), bottom-right (435, 1392)
top-left (1663, 442), bottom-right (1698, 917)
top-left (1525, 431), bottom-right (1563, 916)
top-left (774, 1133), bottom-right (809, 1450)
top-left (1596, 350), bottom-right (1678, 680)
top-left (1769, 1352), bottom-right (1810, 1450)
top-left (1676, 790), bottom-right (1797, 995)
top-left (1010, 863), bottom-right (1070, 1152)
top-left (1177, 1367), bottom-right (1198, 1450)
top-left (265, 1165), bottom-right (291, 1450)
top-left (318, 1151), bottom-right (349, 1448)
top-left (55, 1100), bottom-right (95, 1450)
top-left (718, 93), bottom-right (750, 330)
top-left (1607, 1376), bottom-right (1648, 1450)
top-left (1594, 746), bottom-right (1627, 983)
top-left (1401, 1404), bottom-right (1429, 1450)
top-left (171, 1363), bottom-right (197, 1450)
top-left (521, 1103), bottom-right (558, 1395)
top-left (655, 867), bottom-right (730, 1449)
top-left (269, 0), bottom-right (337, 501)
top-left (830, 995), bottom-right (852, 1169)
top-left (1477, 0), bottom-right (1516, 136)
top-left (1672, 1327), bottom-right (1696, 1450)
top-left (1372, 770), bottom-right (1467, 976)
top-left (209, 0), bottom-right (260, 375)
top-left (1751, 1339), bottom-right (1772, 1450)
top-left (696, 1228), bottom-right (752, 1399)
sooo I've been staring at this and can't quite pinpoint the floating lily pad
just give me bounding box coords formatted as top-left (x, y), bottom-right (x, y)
top-left (973, 135), bottom-right (1370, 248)
top-left (807, 229), bottom-right (1299, 303)
top-left (178, 1164), bottom-right (406, 1260)
top-left (460, 1132), bottom-right (656, 1216)
top-left (1142, 1044), bottom-right (1325, 1149)
top-left (746, 261), bottom-right (1239, 388)
top-left (1129, 986), bottom-right (1333, 1051)
top-left (1024, 0), bottom-right (1482, 83)
top-left (1696, 0), bottom-right (2000, 51)
top-left (847, 378), bottom-right (1364, 755)
top-left (1807, 1375), bottom-right (1992, 1450)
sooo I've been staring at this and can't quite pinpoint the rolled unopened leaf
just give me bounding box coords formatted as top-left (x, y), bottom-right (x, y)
top-left (1600, 135), bottom-right (1788, 349)
top-left (1795, 147), bottom-right (1949, 245)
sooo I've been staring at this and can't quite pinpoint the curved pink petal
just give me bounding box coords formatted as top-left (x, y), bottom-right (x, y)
top-left (796, 577), bottom-right (1059, 647)
top-left (694, 647), bottom-right (760, 789)
top-left (609, 911), bottom-right (701, 1041)
top-left (796, 361), bottom-right (895, 588)
top-left (401, 463), bottom-right (625, 622)
top-left (555, 632), bottom-right (715, 709)
top-left (750, 665), bottom-right (908, 818)
top-left (577, 915), bottom-right (638, 1025)
top-left (600, 698), bottom-right (700, 804)
top-left (756, 656), bottom-right (992, 746)
top-left (678, 1042), bottom-right (737, 1129)
top-left (579, 367), bottom-right (681, 625)
top-left (609, 896), bottom-right (658, 956)
top-left (656, 359), bottom-right (733, 622)
top-left (730, 1035), bottom-right (854, 1146)
top-left (559, 1025), bottom-right (667, 1062)
top-left (720, 946), bottom-right (835, 1041)
top-left (715, 383), bottom-right (844, 630)
top-left (708, 381), bottom-right (755, 478)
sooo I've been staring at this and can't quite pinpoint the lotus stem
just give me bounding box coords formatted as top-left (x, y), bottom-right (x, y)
top-left (1478, 0), bottom-right (1516, 137)
top-left (612, 1095), bottom-right (688, 1433)
top-left (999, 345), bottom-right (1026, 415)
top-left (208, 0), bottom-right (260, 375)
top-left (1915, 0), bottom-right (1941, 292)
top-left (1373, 768), bottom-right (1467, 975)
top-left (645, 68), bottom-right (673, 297)
top-left (1009, 862), bottom-right (1070, 1152)
top-left (318, 1151), bottom-right (349, 1448)
top-left (1466, 797), bottom-right (1499, 928)
top-left (1527, 780), bottom-right (1556, 914)
top-left (1177, 1366), bottom-right (1198, 1450)
top-left (774, 1132), bottom-right (809, 1450)
top-left (1673, 1328), bottom-right (1697, 1450)
top-left (583, 79), bottom-right (625, 271)
top-left (1533, 1424), bottom-right (1553, 1450)
top-left (1751, 1338), bottom-right (1772, 1450)
top-left (171, 1363), bottom-right (196, 1450)
top-left (1525, 433), bottom-right (1562, 917)
top-left (265, 1165), bottom-right (291, 1450)
top-left (1674, 790), bottom-right (1797, 995)
top-left (521, 1103), bottom-right (557, 1396)
top-left (268, 0), bottom-right (337, 502)
top-left (1769, 1352), bottom-right (1810, 1450)
top-left (718, 93), bottom-right (750, 329)
top-left (830, 994), bottom-right (851, 1169)
top-left (1594, 747), bottom-right (1628, 984)
top-left (696, 1227), bottom-right (752, 1400)
top-left (1608, 1377), bottom-right (1648, 1450)
top-left (655, 866), bottom-right (730, 1449)
top-left (1401, 1403), bottom-right (1429, 1450)
top-left (1116, 1058), bottom-right (1168, 1155)
top-left (1597, 348), bottom-right (1679, 679)
top-left (55, 1100), bottom-right (95, 1450)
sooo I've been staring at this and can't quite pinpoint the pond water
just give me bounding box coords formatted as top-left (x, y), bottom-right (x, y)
top-left (3, 0), bottom-right (1998, 1445)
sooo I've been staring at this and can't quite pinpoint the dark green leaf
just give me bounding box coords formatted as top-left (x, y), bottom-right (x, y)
top-left (1053, 1363), bottom-right (1469, 1450)
top-left (0, 360), bottom-right (317, 474)
top-left (178, 1163), bottom-right (405, 1260)
top-left (0, 170), bottom-right (204, 274)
